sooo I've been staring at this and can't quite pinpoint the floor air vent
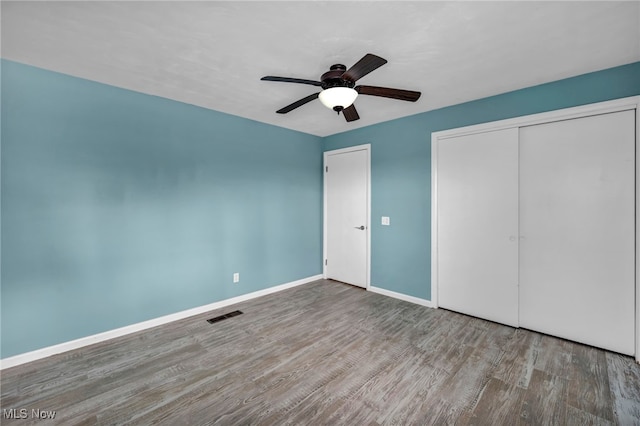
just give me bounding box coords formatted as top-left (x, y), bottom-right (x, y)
top-left (207, 310), bottom-right (243, 324)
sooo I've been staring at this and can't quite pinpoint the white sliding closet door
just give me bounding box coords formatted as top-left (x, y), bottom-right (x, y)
top-left (437, 128), bottom-right (519, 327)
top-left (519, 110), bottom-right (635, 355)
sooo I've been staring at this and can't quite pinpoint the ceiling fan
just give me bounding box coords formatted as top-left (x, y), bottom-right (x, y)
top-left (261, 53), bottom-right (421, 122)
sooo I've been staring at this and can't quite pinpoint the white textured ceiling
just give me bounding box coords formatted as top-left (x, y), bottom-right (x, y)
top-left (2, 1), bottom-right (639, 137)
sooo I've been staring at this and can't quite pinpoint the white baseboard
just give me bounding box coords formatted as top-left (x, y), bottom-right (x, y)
top-left (368, 285), bottom-right (435, 308)
top-left (0, 274), bottom-right (323, 370)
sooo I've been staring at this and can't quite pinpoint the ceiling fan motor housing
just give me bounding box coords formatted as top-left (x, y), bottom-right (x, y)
top-left (321, 64), bottom-right (355, 90)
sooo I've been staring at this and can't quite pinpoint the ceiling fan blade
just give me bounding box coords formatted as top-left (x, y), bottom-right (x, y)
top-left (261, 76), bottom-right (323, 87)
top-left (276, 92), bottom-right (320, 114)
top-left (356, 85), bottom-right (421, 102)
top-left (342, 54), bottom-right (388, 82)
top-left (342, 104), bottom-right (360, 122)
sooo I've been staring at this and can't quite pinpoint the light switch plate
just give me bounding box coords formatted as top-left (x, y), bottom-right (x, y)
top-left (381, 216), bottom-right (390, 226)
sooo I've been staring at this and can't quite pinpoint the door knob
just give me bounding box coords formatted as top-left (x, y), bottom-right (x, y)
top-left (354, 225), bottom-right (365, 230)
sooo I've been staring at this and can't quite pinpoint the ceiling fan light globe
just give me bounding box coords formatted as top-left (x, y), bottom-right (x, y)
top-left (318, 87), bottom-right (358, 110)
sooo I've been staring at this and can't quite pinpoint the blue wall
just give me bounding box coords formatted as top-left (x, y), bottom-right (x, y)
top-left (1, 60), bottom-right (323, 358)
top-left (323, 61), bottom-right (640, 301)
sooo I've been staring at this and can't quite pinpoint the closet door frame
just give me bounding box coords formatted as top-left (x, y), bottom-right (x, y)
top-left (431, 96), bottom-right (640, 362)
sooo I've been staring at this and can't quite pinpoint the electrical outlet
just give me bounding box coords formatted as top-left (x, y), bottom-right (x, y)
top-left (382, 216), bottom-right (390, 226)
top-left (233, 273), bottom-right (239, 283)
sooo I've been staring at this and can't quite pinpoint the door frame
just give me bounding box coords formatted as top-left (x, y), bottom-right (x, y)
top-left (323, 144), bottom-right (371, 289)
top-left (431, 96), bottom-right (640, 362)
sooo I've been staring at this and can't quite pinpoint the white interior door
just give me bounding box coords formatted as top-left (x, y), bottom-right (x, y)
top-left (437, 128), bottom-right (520, 326)
top-left (519, 110), bottom-right (635, 355)
top-left (325, 147), bottom-right (369, 288)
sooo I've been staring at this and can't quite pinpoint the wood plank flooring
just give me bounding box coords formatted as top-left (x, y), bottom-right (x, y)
top-left (1, 279), bottom-right (639, 425)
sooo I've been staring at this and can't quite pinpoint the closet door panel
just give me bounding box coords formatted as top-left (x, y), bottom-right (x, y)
top-left (437, 128), bottom-right (519, 327)
top-left (519, 110), bottom-right (635, 355)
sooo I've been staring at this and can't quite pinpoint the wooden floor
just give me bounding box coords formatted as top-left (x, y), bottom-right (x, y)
top-left (2, 279), bottom-right (639, 425)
